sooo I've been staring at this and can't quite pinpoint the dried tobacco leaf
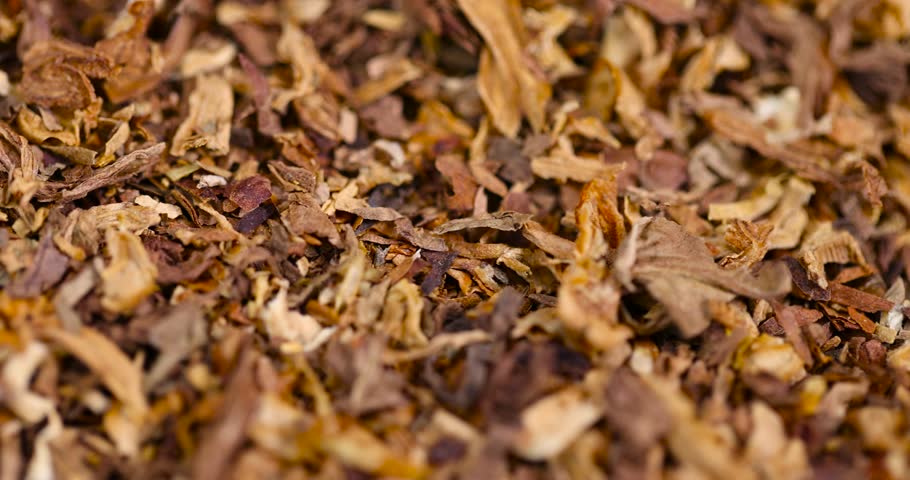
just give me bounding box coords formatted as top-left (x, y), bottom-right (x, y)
top-left (100, 229), bottom-right (158, 314)
top-left (171, 75), bottom-right (234, 156)
top-left (19, 40), bottom-right (114, 109)
top-left (618, 217), bottom-right (791, 337)
top-left (3, 2), bottom-right (910, 478)
top-left (458, 0), bottom-right (550, 136)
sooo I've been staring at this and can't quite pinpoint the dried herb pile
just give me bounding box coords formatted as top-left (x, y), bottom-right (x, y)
top-left (2, 0), bottom-right (910, 478)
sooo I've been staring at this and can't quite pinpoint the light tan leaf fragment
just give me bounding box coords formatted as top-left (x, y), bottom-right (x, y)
top-left (260, 281), bottom-right (330, 352)
top-left (524, 6), bottom-right (583, 82)
top-left (433, 211), bottom-right (531, 234)
top-left (39, 143), bottom-right (166, 203)
top-left (766, 177), bottom-right (814, 250)
top-left (458, 0), bottom-right (550, 133)
top-left (352, 57), bottom-right (422, 106)
top-left (531, 136), bottom-right (614, 183)
top-left (273, 22), bottom-right (328, 111)
top-left (16, 107), bottom-right (79, 146)
top-left (745, 402), bottom-right (811, 480)
top-left (43, 327), bottom-right (148, 418)
top-left (477, 47), bottom-right (521, 138)
top-left (720, 220), bottom-right (774, 269)
top-left (320, 422), bottom-right (428, 479)
top-left (522, 221), bottom-right (575, 260)
top-left (383, 330), bottom-right (492, 364)
top-left (740, 334), bottom-right (807, 384)
top-left (703, 107), bottom-right (836, 183)
top-left (380, 280), bottom-right (428, 348)
top-left (467, 118), bottom-right (509, 196)
top-left (282, 193), bottom-right (342, 247)
top-left (180, 40), bottom-right (237, 78)
top-left (170, 75), bottom-right (233, 156)
top-left (511, 387), bottom-right (604, 460)
top-left (798, 223), bottom-right (868, 289)
top-left (644, 374), bottom-right (756, 479)
top-left (1, 342), bottom-right (57, 425)
top-left (100, 229), bottom-right (158, 313)
top-left (435, 154), bottom-right (477, 212)
top-left (708, 177), bottom-right (784, 221)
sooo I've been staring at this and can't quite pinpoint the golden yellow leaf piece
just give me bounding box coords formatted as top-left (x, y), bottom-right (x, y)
top-left (798, 222), bottom-right (869, 289)
top-left (170, 74), bottom-right (234, 156)
top-left (43, 326), bottom-right (148, 420)
top-left (558, 170), bottom-right (631, 351)
top-left (352, 57), bottom-right (422, 106)
top-left (720, 219), bottom-right (774, 269)
top-left (458, 0), bottom-right (550, 137)
top-left (100, 229), bottom-right (158, 313)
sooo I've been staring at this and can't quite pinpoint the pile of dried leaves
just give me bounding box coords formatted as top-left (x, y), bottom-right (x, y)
top-left (3, 0), bottom-right (910, 478)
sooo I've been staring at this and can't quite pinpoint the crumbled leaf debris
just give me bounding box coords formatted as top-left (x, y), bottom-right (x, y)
top-left (2, 1), bottom-right (910, 479)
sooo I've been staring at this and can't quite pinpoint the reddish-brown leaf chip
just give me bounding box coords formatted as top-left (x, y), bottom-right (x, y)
top-left (228, 175), bottom-right (272, 213)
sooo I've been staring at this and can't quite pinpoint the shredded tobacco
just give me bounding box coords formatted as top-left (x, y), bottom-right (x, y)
top-left (2, 1), bottom-right (910, 479)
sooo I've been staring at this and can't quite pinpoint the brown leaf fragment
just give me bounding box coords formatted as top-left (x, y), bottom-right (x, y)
top-left (829, 284), bottom-right (893, 313)
top-left (421, 251), bottom-right (456, 295)
top-left (282, 193), bottom-right (341, 247)
top-left (38, 143), bottom-right (166, 202)
top-left (435, 154), bottom-right (477, 212)
top-left (237, 203), bottom-right (277, 234)
top-left (228, 175), bottom-right (272, 213)
top-left (394, 218), bottom-right (447, 251)
top-left (603, 368), bottom-right (671, 452)
top-left (238, 53), bottom-right (282, 136)
top-left (7, 234), bottom-right (68, 298)
top-left (622, 218), bottom-right (791, 337)
top-left (146, 303), bottom-right (207, 389)
top-left (148, 243), bottom-right (220, 285)
top-left (625, 0), bottom-right (696, 24)
top-left (576, 169), bottom-right (626, 253)
top-left (847, 307), bottom-right (878, 334)
top-left (328, 338), bottom-right (408, 416)
top-left (360, 96), bottom-right (409, 139)
top-left (522, 221), bottom-right (574, 260)
top-left (841, 42), bottom-right (910, 108)
top-left (268, 162), bottom-right (316, 193)
top-left (783, 257), bottom-right (830, 301)
top-left (95, 0), bottom-right (162, 103)
top-left (760, 306), bottom-right (822, 336)
top-left (193, 347), bottom-right (261, 480)
top-left (433, 211), bottom-right (531, 234)
top-left (772, 302), bottom-right (813, 366)
top-left (702, 107), bottom-right (836, 183)
top-left (840, 158), bottom-right (887, 208)
top-left (19, 40), bottom-right (114, 109)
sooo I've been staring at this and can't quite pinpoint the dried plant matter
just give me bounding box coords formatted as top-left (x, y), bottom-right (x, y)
top-left (2, 1), bottom-right (910, 479)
